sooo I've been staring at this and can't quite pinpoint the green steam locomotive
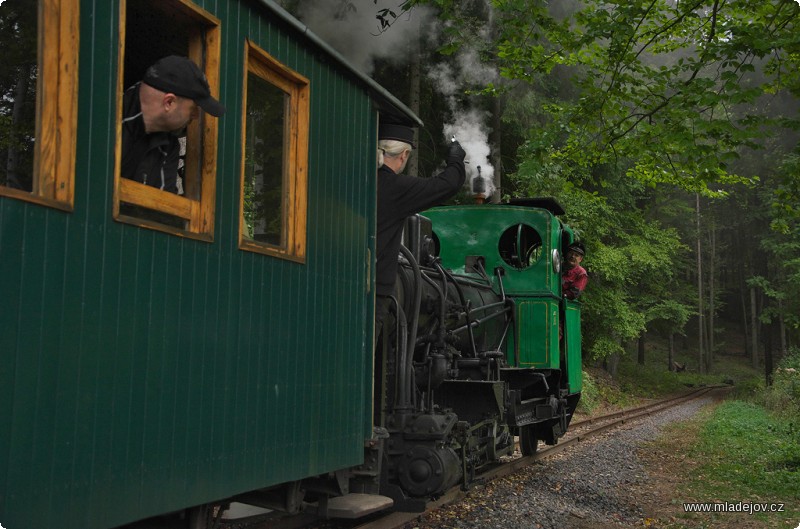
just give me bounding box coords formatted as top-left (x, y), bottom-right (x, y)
top-left (371, 199), bottom-right (582, 510)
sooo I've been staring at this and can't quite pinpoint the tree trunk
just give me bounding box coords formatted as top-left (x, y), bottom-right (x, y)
top-left (740, 279), bottom-right (750, 358)
top-left (778, 299), bottom-right (787, 363)
top-left (488, 11), bottom-right (502, 202)
top-left (407, 15), bottom-right (421, 178)
top-left (764, 324), bottom-right (773, 386)
top-left (750, 286), bottom-right (759, 369)
top-left (638, 335), bottom-right (646, 365)
top-left (668, 333), bottom-right (675, 372)
top-left (608, 352), bottom-right (620, 378)
top-left (696, 194), bottom-right (706, 374)
top-left (6, 66), bottom-right (31, 190)
top-left (707, 223), bottom-right (715, 372)
top-left (489, 95), bottom-right (503, 202)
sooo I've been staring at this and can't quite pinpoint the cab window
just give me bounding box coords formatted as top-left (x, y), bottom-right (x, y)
top-left (0, 0), bottom-right (79, 209)
top-left (499, 224), bottom-right (543, 270)
top-left (114, 0), bottom-right (220, 238)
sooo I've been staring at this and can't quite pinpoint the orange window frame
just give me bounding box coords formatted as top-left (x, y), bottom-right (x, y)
top-left (239, 40), bottom-right (309, 262)
top-left (0, 0), bottom-right (79, 210)
top-left (113, 0), bottom-right (221, 239)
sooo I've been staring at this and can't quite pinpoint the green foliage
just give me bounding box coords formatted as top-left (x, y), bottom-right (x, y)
top-left (616, 358), bottom-right (698, 397)
top-left (687, 401), bottom-right (800, 523)
top-left (762, 348), bottom-right (800, 419)
top-left (617, 351), bottom-right (753, 398)
top-left (575, 369), bottom-right (600, 412)
top-left (749, 153), bottom-right (800, 330)
top-left (770, 154), bottom-right (800, 227)
top-left (730, 376), bottom-right (766, 401)
top-left (507, 172), bottom-right (691, 360)
top-left (576, 369), bottom-right (637, 412)
top-left (356, 0), bottom-right (799, 366)
top-left (647, 299), bottom-right (694, 336)
top-left (545, 0), bottom-right (795, 193)
top-left (410, 0), bottom-right (799, 194)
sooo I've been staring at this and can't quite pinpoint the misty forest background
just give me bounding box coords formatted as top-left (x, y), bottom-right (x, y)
top-left (275, 0), bottom-right (800, 382)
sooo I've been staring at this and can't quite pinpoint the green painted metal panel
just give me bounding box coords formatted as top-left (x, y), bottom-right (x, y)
top-left (516, 299), bottom-right (560, 368)
top-left (565, 300), bottom-right (583, 393)
top-left (424, 205), bottom-right (571, 373)
top-left (0, 0), bottom-right (391, 527)
top-left (424, 205), bottom-right (560, 297)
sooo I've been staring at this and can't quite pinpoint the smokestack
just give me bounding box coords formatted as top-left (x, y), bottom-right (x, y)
top-left (472, 166), bottom-right (486, 204)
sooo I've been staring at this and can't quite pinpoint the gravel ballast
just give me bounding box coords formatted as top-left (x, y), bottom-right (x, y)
top-left (407, 398), bottom-right (714, 529)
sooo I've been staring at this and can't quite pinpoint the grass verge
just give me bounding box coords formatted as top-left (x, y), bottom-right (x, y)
top-left (652, 400), bottom-right (799, 528)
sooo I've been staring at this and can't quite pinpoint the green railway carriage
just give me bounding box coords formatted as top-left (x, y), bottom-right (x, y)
top-left (0, 1), bottom-right (585, 527)
top-left (0, 1), bottom-right (418, 528)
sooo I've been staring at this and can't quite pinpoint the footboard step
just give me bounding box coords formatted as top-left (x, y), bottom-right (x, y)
top-left (325, 493), bottom-right (394, 518)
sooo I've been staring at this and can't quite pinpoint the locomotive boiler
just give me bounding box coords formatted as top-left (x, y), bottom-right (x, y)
top-left (365, 198), bottom-right (583, 510)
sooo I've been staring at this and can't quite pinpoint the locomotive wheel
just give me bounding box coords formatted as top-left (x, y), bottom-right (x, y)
top-left (519, 425), bottom-right (538, 456)
top-left (399, 445), bottom-right (462, 497)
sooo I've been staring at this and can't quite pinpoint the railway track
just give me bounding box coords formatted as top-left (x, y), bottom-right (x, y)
top-left (222, 386), bottom-right (726, 529)
top-left (346, 385), bottom-right (726, 529)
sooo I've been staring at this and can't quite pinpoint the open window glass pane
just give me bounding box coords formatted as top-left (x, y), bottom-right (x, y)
top-left (0, 1), bottom-right (37, 192)
top-left (243, 72), bottom-right (287, 247)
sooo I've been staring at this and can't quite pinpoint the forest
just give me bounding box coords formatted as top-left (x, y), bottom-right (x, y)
top-left (273, 0), bottom-right (800, 383)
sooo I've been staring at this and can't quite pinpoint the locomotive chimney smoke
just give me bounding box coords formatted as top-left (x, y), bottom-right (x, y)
top-left (291, 1), bottom-right (500, 197)
top-left (431, 45), bottom-right (498, 200)
top-left (444, 109), bottom-right (495, 200)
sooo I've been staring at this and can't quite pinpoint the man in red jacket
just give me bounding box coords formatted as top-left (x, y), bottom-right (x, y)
top-left (562, 241), bottom-right (588, 300)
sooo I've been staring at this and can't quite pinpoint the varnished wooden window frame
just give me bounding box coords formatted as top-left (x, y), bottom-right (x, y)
top-left (239, 40), bottom-right (309, 262)
top-left (0, 0), bottom-right (79, 210)
top-left (113, 0), bottom-right (221, 240)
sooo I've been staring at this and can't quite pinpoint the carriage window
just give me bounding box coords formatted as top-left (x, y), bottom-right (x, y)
top-left (499, 224), bottom-right (543, 270)
top-left (114, 0), bottom-right (221, 238)
top-left (0, 0), bottom-right (78, 209)
top-left (240, 40), bottom-right (309, 262)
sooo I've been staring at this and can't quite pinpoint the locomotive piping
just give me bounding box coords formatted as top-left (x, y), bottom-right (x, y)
top-left (492, 267), bottom-right (513, 357)
top-left (400, 245), bottom-right (423, 409)
top-left (437, 261), bottom-right (449, 346)
top-left (436, 262), bottom-right (479, 357)
top-left (494, 267), bottom-right (507, 301)
top-left (419, 268), bottom-right (447, 347)
top-left (449, 306), bottom-right (510, 336)
top-left (389, 295), bottom-right (412, 414)
top-left (495, 313), bottom-right (512, 357)
top-left (463, 300), bottom-right (508, 314)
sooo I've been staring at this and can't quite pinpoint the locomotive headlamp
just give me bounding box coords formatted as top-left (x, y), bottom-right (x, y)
top-left (552, 249), bottom-right (562, 273)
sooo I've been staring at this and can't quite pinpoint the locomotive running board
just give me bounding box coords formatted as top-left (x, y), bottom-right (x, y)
top-left (318, 493), bottom-right (394, 519)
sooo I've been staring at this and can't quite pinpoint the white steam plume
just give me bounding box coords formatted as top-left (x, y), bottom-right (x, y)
top-left (444, 109), bottom-right (495, 199)
top-left (430, 45), bottom-right (498, 199)
top-left (293, 0), bottom-right (499, 197)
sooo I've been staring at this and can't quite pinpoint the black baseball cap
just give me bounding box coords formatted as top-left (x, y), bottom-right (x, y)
top-left (568, 241), bottom-right (585, 256)
top-left (143, 55), bottom-right (226, 117)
